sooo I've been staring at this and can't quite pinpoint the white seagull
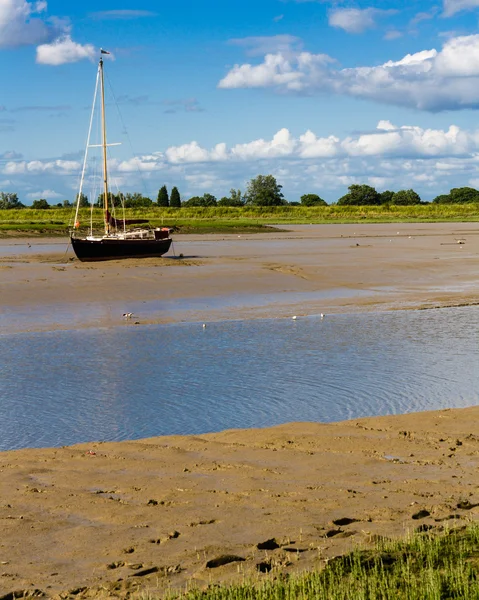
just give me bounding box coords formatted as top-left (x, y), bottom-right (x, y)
top-left (123, 312), bottom-right (133, 319)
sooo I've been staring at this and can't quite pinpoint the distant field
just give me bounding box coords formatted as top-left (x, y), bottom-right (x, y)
top-left (1, 204), bottom-right (478, 236)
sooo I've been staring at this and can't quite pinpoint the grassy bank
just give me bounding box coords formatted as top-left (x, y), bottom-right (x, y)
top-left (165, 524), bottom-right (479, 600)
top-left (1, 204), bottom-right (479, 236)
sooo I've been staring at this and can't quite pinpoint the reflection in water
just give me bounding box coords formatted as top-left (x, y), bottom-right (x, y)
top-left (0, 306), bottom-right (478, 451)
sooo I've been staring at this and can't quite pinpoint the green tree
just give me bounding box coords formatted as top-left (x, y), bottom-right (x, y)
top-left (432, 194), bottom-right (452, 204)
top-left (123, 193), bottom-right (153, 208)
top-left (450, 187), bottom-right (479, 203)
top-left (432, 187), bottom-right (479, 204)
top-left (32, 198), bottom-right (50, 209)
top-left (245, 174), bottom-right (285, 206)
top-left (157, 185), bottom-right (169, 207)
top-left (379, 190), bottom-right (395, 205)
top-left (337, 184), bottom-right (381, 206)
top-left (63, 199), bottom-right (73, 208)
top-left (300, 193), bottom-right (327, 206)
top-left (217, 189), bottom-right (244, 207)
top-left (201, 193), bottom-right (217, 206)
top-left (183, 193), bottom-right (217, 207)
top-left (170, 186), bottom-right (181, 207)
top-left (391, 189), bottom-right (421, 205)
top-left (76, 192), bottom-right (90, 207)
top-left (0, 192), bottom-right (24, 209)
top-left (182, 196), bottom-right (202, 207)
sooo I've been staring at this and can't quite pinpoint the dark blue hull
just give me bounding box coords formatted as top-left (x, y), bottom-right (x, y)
top-left (71, 236), bottom-right (172, 262)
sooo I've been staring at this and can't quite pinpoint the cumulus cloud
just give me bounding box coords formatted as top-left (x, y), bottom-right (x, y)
top-left (89, 10), bottom-right (157, 19)
top-left (6, 121), bottom-right (479, 203)
top-left (26, 188), bottom-right (62, 199)
top-left (158, 122), bottom-right (479, 164)
top-left (36, 35), bottom-right (96, 65)
top-left (228, 35), bottom-right (303, 57)
top-left (0, 0), bottom-right (62, 48)
top-left (0, 0), bottom-right (97, 65)
top-left (0, 150), bottom-right (22, 159)
top-left (328, 8), bottom-right (396, 34)
top-left (166, 142), bottom-right (228, 163)
top-left (4, 122), bottom-right (478, 183)
top-left (2, 158), bottom-right (81, 175)
top-left (219, 33), bottom-right (479, 111)
top-left (443, 0), bottom-right (479, 16)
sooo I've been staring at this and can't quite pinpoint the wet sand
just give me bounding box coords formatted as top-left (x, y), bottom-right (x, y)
top-left (1, 407), bottom-right (479, 598)
top-left (1, 222), bottom-right (479, 333)
top-left (1, 223), bottom-right (479, 597)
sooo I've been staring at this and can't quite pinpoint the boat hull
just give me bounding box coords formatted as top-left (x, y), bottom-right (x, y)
top-left (71, 236), bottom-right (172, 262)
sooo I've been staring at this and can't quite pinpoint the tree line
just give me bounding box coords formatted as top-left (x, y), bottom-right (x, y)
top-left (1, 176), bottom-right (479, 209)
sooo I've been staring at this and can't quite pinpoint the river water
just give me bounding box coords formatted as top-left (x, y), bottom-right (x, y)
top-left (0, 306), bottom-right (477, 451)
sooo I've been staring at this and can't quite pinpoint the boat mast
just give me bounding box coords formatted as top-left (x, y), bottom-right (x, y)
top-left (99, 56), bottom-right (110, 235)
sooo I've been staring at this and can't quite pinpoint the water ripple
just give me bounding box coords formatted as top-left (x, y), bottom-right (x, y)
top-left (0, 306), bottom-right (478, 450)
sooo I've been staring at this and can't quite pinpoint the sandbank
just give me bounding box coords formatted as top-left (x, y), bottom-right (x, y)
top-left (1, 407), bottom-right (478, 598)
top-left (1, 222), bottom-right (479, 334)
top-left (1, 223), bottom-right (479, 597)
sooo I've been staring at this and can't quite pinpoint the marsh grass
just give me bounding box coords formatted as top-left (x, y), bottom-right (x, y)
top-left (160, 525), bottom-right (479, 600)
top-left (1, 204), bottom-right (479, 236)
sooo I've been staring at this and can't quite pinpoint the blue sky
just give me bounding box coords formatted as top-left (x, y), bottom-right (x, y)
top-left (1, 0), bottom-right (479, 204)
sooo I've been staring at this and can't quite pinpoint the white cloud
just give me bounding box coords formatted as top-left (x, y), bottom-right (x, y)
top-left (219, 33), bottom-right (479, 111)
top-left (26, 189), bottom-right (62, 199)
top-left (184, 172), bottom-right (231, 193)
top-left (161, 122), bottom-right (479, 163)
top-left (219, 51), bottom-right (334, 92)
top-left (328, 8), bottom-right (396, 34)
top-left (2, 158), bottom-right (80, 174)
top-left (384, 30), bottom-right (402, 40)
top-left (0, 0), bottom-right (96, 65)
top-left (231, 128), bottom-right (296, 159)
top-left (0, 0), bottom-right (64, 48)
top-left (165, 141), bottom-right (227, 163)
top-left (228, 35), bottom-right (302, 57)
top-left (443, 0), bottom-right (479, 16)
top-left (89, 10), bottom-right (157, 19)
top-left (6, 122), bottom-right (479, 204)
top-left (36, 35), bottom-right (96, 65)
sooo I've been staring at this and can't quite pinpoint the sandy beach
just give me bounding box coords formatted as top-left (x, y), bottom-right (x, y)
top-left (1, 222), bottom-right (479, 333)
top-left (1, 408), bottom-right (479, 598)
top-left (1, 222), bottom-right (479, 598)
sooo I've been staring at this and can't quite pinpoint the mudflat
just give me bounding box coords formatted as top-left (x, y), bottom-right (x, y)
top-left (0, 222), bottom-right (478, 333)
top-left (1, 222), bottom-right (479, 598)
top-left (1, 407), bottom-right (479, 598)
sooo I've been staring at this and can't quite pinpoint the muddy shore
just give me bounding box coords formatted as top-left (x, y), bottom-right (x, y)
top-left (1, 222), bottom-right (479, 333)
top-left (1, 407), bottom-right (479, 598)
top-left (1, 223), bottom-right (478, 598)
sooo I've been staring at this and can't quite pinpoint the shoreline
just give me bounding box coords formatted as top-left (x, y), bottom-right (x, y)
top-left (1, 222), bottom-right (479, 597)
top-left (1, 222), bottom-right (479, 334)
top-left (1, 406), bottom-right (478, 598)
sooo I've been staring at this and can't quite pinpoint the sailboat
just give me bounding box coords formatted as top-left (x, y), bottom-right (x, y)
top-left (70, 50), bottom-right (172, 262)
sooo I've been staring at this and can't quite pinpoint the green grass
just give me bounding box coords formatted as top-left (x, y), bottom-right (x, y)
top-left (163, 525), bottom-right (479, 600)
top-left (1, 204), bottom-right (479, 236)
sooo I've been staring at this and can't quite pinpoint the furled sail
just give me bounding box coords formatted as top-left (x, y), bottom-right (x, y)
top-left (106, 210), bottom-right (149, 228)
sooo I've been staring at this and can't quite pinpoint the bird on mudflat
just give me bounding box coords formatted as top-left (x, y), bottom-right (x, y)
top-left (123, 312), bottom-right (133, 319)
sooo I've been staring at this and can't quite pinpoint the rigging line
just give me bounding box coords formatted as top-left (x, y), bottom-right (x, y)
top-left (73, 65), bottom-right (101, 230)
top-left (104, 71), bottom-right (153, 201)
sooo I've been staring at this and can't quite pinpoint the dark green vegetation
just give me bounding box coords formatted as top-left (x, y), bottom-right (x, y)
top-left (167, 525), bottom-right (479, 600)
top-left (1, 202), bottom-right (479, 236)
top-left (2, 178), bottom-right (479, 211)
top-left (2, 176), bottom-right (479, 235)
